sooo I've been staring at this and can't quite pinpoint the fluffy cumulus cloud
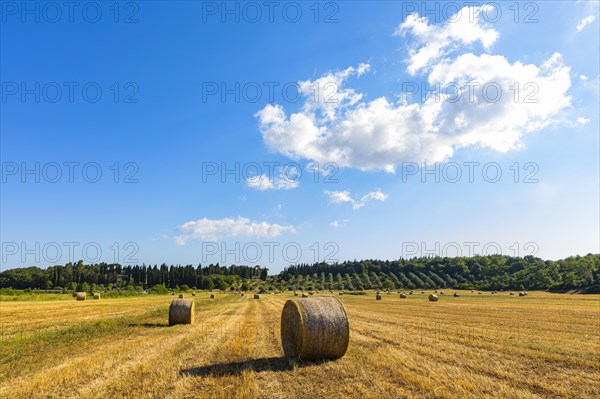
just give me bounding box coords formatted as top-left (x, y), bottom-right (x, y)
top-left (396, 5), bottom-right (499, 75)
top-left (576, 15), bottom-right (596, 32)
top-left (255, 5), bottom-right (573, 172)
top-left (245, 173), bottom-right (299, 191)
top-left (175, 217), bottom-right (294, 244)
top-left (325, 189), bottom-right (388, 210)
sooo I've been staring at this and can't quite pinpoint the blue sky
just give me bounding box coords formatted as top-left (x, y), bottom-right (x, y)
top-left (1, 1), bottom-right (598, 272)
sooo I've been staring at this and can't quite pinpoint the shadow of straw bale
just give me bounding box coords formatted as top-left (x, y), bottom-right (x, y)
top-left (180, 356), bottom-right (334, 376)
top-left (127, 322), bottom-right (169, 328)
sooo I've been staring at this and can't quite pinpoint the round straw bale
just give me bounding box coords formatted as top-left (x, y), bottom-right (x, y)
top-left (409, 290), bottom-right (413, 295)
top-left (524, 291), bottom-right (528, 295)
top-left (171, 292), bottom-right (175, 295)
top-left (254, 294), bottom-right (260, 299)
top-left (453, 292), bottom-right (459, 297)
top-left (192, 292), bottom-right (196, 296)
top-left (280, 296), bottom-right (349, 361)
top-left (510, 292), bottom-right (514, 295)
top-left (519, 292), bottom-right (526, 296)
top-left (429, 294), bottom-right (438, 302)
top-left (440, 291), bottom-right (445, 295)
top-left (210, 294), bottom-right (215, 299)
top-left (478, 292), bottom-right (482, 294)
top-left (168, 299), bottom-right (195, 325)
top-left (338, 292), bottom-right (343, 295)
top-left (421, 291), bottom-right (425, 294)
top-left (434, 290), bottom-right (438, 293)
top-left (302, 293), bottom-right (309, 298)
top-left (376, 293), bottom-right (382, 300)
top-left (309, 291), bottom-right (314, 295)
top-left (76, 292), bottom-right (86, 301)
top-left (294, 292), bottom-right (298, 296)
top-left (179, 294), bottom-right (184, 299)
top-left (241, 293), bottom-right (245, 297)
top-left (93, 293), bottom-right (101, 300)
top-left (400, 293), bottom-right (407, 298)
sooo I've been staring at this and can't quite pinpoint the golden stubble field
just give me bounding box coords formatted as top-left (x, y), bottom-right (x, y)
top-left (0, 291), bottom-right (598, 399)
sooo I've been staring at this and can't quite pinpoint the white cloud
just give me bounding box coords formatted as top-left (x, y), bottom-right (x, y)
top-left (325, 189), bottom-right (388, 210)
top-left (395, 5), bottom-right (498, 75)
top-left (330, 219), bottom-right (348, 228)
top-left (576, 15), bottom-right (595, 32)
top-left (324, 190), bottom-right (354, 204)
top-left (579, 74), bottom-right (589, 81)
top-left (246, 173), bottom-right (299, 191)
top-left (175, 217), bottom-right (294, 244)
top-left (255, 9), bottom-right (572, 172)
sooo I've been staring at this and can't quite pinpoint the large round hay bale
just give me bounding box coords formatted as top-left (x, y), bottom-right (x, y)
top-left (254, 294), bottom-right (260, 299)
top-left (93, 293), bottom-right (101, 300)
top-left (281, 296), bottom-right (349, 361)
top-left (429, 294), bottom-right (438, 302)
top-left (453, 292), bottom-right (459, 297)
top-left (519, 292), bottom-right (526, 296)
top-left (400, 293), bottom-right (407, 298)
top-left (178, 294), bottom-right (184, 299)
top-left (76, 292), bottom-right (86, 301)
top-left (376, 294), bottom-right (382, 300)
top-left (168, 299), bottom-right (195, 325)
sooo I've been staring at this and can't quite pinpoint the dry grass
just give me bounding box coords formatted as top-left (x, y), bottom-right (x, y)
top-left (0, 291), bottom-right (598, 398)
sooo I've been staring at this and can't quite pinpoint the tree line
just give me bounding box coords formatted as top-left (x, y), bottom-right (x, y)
top-left (1, 254), bottom-right (598, 293)
top-left (279, 254), bottom-right (599, 292)
top-left (0, 261), bottom-right (268, 291)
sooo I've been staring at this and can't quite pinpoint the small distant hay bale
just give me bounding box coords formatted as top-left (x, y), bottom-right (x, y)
top-left (400, 293), bottom-right (407, 298)
top-left (440, 291), bottom-right (445, 295)
top-left (168, 299), bottom-right (195, 325)
top-left (478, 292), bottom-right (482, 294)
top-left (519, 292), bottom-right (526, 296)
top-left (453, 292), bottom-right (459, 297)
top-left (524, 291), bottom-right (528, 295)
top-left (294, 292), bottom-right (298, 296)
top-left (409, 291), bottom-right (413, 295)
top-left (254, 294), bottom-right (260, 299)
top-left (491, 291), bottom-right (496, 294)
top-left (192, 292), bottom-right (196, 296)
top-left (93, 293), bottom-right (101, 300)
top-left (281, 296), bottom-right (349, 361)
top-left (178, 294), bottom-right (184, 299)
top-left (421, 291), bottom-right (425, 294)
top-left (316, 291), bottom-right (319, 294)
top-left (376, 293), bottom-right (382, 300)
top-left (429, 294), bottom-right (438, 302)
top-left (434, 290), bottom-right (438, 293)
top-left (338, 292), bottom-right (343, 296)
top-left (376, 290), bottom-right (380, 294)
top-left (171, 292), bottom-right (175, 295)
top-left (302, 293), bottom-right (309, 298)
top-left (510, 292), bottom-right (515, 295)
top-left (210, 294), bottom-right (215, 299)
top-left (76, 292), bottom-right (86, 301)
top-left (241, 293), bottom-right (245, 297)
top-left (309, 291), bottom-right (315, 295)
